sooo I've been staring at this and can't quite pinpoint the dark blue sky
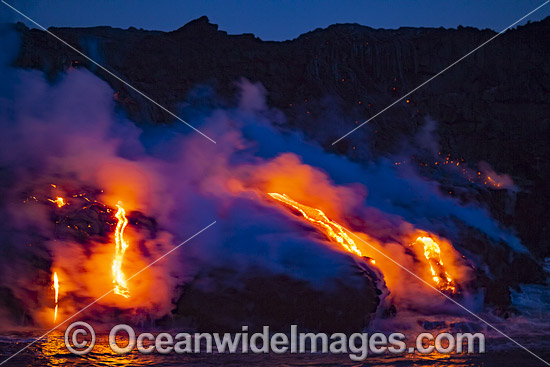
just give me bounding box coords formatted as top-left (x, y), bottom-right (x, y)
top-left (2, 0), bottom-right (549, 40)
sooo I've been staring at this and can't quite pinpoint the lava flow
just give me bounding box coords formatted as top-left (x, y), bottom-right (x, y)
top-left (268, 193), bottom-right (368, 259)
top-left (52, 272), bottom-right (59, 322)
top-left (269, 193), bottom-right (460, 294)
top-left (414, 236), bottom-right (456, 294)
top-left (112, 202), bottom-right (130, 298)
top-left (48, 197), bottom-right (66, 208)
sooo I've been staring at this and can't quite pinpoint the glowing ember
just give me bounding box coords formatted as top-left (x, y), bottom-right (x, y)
top-left (52, 272), bottom-right (59, 322)
top-left (48, 197), bottom-right (66, 208)
top-left (485, 175), bottom-right (502, 188)
top-left (268, 193), bottom-right (365, 258)
top-left (414, 236), bottom-right (456, 293)
top-left (112, 202), bottom-right (130, 298)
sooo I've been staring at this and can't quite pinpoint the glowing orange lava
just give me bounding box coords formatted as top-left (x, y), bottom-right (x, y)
top-left (52, 272), bottom-right (59, 322)
top-left (48, 197), bottom-right (66, 208)
top-left (268, 193), bottom-right (365, 258)
top-left (112, 202), bottom-right (130, 298)
top-left (269, 193), bottom-right (461, 294)
top-left (414, 236), bottom-right (456, 293)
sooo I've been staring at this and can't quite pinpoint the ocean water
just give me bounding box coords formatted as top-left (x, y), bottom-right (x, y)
top-left (1, 332), bottom-right (550, 367)
top-left (3, 262), bottom-right (550, 367)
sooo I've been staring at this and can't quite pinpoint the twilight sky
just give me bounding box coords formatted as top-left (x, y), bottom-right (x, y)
top-left (1, 0), bottom-right (549, 40)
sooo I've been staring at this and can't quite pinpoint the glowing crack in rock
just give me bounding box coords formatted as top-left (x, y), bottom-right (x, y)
top-left (112, 202), bottom-right (130, 298)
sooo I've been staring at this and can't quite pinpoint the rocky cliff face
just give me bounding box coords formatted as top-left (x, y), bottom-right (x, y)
top-left (9, 17), bottom-right (550, 294)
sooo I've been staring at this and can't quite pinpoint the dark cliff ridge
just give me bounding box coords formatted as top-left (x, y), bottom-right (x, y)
top-left (8, 17), bottom-right (550, 281)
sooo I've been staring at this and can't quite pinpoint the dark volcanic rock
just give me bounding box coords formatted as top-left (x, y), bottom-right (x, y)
top-left (0, 286), bottom-right (32, 326)
top-left (172, 265), bottom-right (381, 333)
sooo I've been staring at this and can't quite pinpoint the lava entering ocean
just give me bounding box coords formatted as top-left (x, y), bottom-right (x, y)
top-left (112, 202), bottom-right (130, 298)
top-left (414, 236), bottom-right (456, 294)
top-left (51, 272), bottom-right (59, 322)
top-left (0, 65), bottom-right (524, 335)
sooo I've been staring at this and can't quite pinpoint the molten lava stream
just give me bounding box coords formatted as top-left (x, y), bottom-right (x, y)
top-left (52, 272), bottom-right (59, 322)
top-left (112, 202), bottom-right (130, 298)
top-left (414, 236), bottom-right (457, 294)
top-left (267, 193), bottom-right (374, 264)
